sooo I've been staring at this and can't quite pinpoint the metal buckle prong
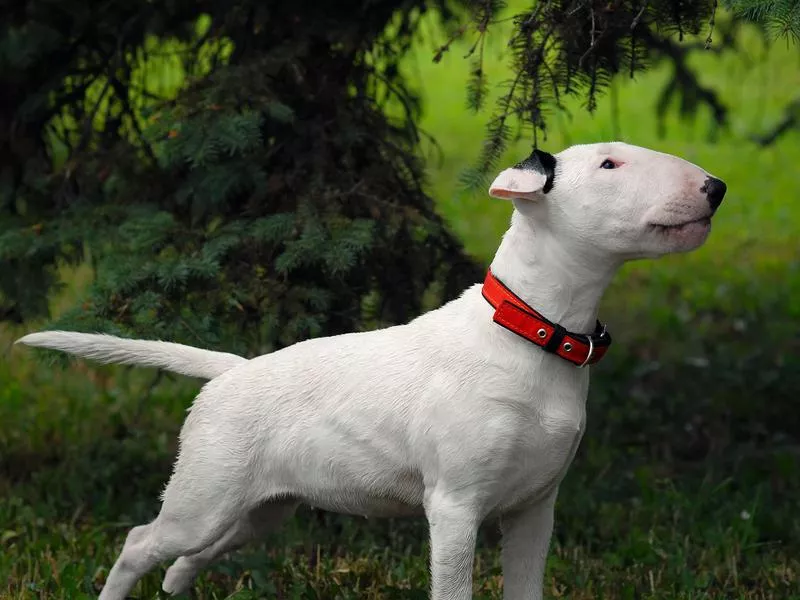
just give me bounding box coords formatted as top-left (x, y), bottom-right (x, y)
top-left (577, 336), bottom-right (595, 368)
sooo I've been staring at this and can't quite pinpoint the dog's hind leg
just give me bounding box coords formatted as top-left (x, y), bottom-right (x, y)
top-left (98, 424), bottom-right (255, 600)
top-left (162, 499), bottom-right (298, 596)
top-left (98, 502), bottom-right (241, 600)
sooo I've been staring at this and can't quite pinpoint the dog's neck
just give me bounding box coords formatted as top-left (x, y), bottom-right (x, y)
top-left (489, 210), bottom-right (620, 333)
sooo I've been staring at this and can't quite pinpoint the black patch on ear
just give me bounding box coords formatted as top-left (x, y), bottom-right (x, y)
top-left (514, 149), bottom-right (556, 194)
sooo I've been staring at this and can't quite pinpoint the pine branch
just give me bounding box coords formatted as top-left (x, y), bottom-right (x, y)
top-left (642, 29), bottom-right (728, 133)
top-left (751, 96), bottom-right (800, 146)
top-left (454, 0), bottom-right (728, 181)
top-left (723, 0), bottom-right (800, 41)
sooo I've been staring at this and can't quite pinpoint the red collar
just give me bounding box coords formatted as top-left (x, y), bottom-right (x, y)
top-left (481, 269), bottom-right (612, 367)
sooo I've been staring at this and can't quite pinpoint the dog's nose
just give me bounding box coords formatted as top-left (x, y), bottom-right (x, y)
top-left (703, 177), bottom-right (726, 211)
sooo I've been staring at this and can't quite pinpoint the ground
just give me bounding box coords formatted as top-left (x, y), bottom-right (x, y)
top-left (1, 8), bottom-right (799, 600)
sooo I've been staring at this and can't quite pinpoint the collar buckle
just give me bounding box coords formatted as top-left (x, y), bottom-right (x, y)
top-left (482, 269), bottom-right (612, 368)
top-left (577, 335), bottom-right (595, 368)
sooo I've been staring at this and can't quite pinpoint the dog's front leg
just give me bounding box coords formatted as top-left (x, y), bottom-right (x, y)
top-left (499, 492), bottom-right (557, 600)
top-left (425, 492), bottom-right (481, 599)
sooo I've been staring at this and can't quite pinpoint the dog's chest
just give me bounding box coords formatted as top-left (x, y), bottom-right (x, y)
top-left (487, 378), bottom-right (589, 513)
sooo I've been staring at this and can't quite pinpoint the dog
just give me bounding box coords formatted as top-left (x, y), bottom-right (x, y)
top-left (17, 142), bottom-right (726, 600)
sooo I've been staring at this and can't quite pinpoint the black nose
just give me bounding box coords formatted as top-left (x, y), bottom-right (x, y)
top-left (703, 177), bottom-right (726, 211)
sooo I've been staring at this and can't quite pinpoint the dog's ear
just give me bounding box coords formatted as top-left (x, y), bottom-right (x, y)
top-left (488, 149), bottom-right (556, 200)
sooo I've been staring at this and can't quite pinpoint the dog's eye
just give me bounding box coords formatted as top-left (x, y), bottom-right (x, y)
top-left (600, 159), bottom-right (617, 170)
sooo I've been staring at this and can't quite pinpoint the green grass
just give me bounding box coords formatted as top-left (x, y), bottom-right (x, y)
top-left (2, 5), bottom-right (800, 599)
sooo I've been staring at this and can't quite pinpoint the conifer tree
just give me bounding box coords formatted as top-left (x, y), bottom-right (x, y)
top-left (0, 1), bottom-right (482, 356)
top-left (1, 0), bottom-right (796, 357)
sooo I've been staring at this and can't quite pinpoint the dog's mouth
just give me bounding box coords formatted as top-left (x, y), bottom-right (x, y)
top-left (649, 216), bottom-right (711, 233)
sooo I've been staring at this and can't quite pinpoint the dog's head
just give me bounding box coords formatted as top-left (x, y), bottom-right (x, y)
top-left (489, 142), bottom-right (726, 260)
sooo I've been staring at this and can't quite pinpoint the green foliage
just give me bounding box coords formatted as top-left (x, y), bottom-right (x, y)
top-left (0, 0), bottom-right (482, 354)
top-left (444, 0), bottom-right (800, 184)
top-left (1, 4), bottom-right (798, 598)
top-left (724, 0), bottom-right (800, 40)
top-left (447, 0), bottom-right (724, 182)
top-left (2, 0), bottom-right (798, 339)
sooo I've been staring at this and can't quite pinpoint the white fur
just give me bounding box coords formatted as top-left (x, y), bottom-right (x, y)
top-left (15, 331), bottom-right (246, 379)
top-left (16, 142), bottom-right (723, 599)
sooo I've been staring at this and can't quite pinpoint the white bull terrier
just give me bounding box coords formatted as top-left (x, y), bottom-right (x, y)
top-left (17, 142), bottom-right (726, 600)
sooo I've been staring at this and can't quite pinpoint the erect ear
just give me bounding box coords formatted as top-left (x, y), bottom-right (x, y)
top-left (488, 149), bottom-right (557, 200)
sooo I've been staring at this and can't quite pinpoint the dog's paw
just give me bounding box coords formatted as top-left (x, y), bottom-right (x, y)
top-left (162, 558), bottom-right (197, 596)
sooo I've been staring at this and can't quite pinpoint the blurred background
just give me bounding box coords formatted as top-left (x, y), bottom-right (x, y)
top-left (1, 0), bottom-right (798, 598)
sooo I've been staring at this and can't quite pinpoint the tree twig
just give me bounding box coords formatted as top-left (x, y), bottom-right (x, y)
top-left (751, 96), bottom-right (800, 146)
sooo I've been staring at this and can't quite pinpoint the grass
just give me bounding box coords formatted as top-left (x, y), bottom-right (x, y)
top-left (2, 5), bottom-right (800, 600)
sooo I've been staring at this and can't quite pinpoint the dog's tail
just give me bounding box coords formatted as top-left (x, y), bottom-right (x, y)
top-left (15, 331), bottom-right (247, 380)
